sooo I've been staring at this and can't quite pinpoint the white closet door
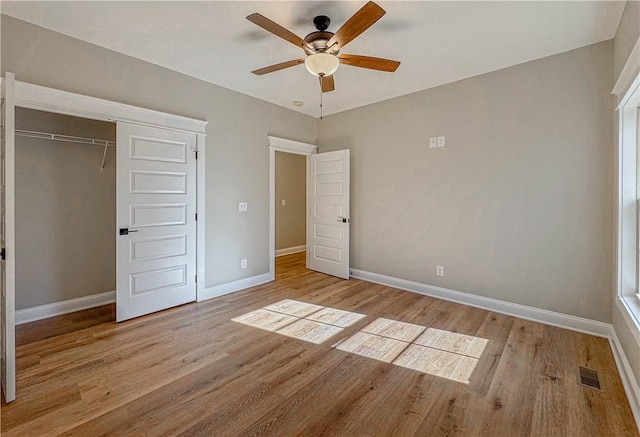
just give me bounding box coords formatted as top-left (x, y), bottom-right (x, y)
top-left (0, 73), bottom-right (16, 402)
top-left (116, 122), bottom-right (197, 322)
top-left (307, 149), bottom-right (350, 279)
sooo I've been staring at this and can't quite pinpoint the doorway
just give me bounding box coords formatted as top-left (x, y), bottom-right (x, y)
top-left (274, 150), bottom-right (307, 277)
top-left (13, 109), bottom-right (199, 324)
top-left (268, 136), bottom-right (316, 280)
top-left (268, 136), bottom-right (351, 281)
top-left (1, 74), bottom-right (207, 402)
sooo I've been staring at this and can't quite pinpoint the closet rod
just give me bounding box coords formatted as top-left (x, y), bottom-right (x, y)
top-left (15, 129), bottom-right (115, 148)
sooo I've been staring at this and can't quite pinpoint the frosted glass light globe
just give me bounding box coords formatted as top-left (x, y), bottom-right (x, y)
top-left (304, 53), bottom-right (339, 77)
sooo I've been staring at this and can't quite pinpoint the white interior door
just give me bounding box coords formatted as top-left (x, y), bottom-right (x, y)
top-left (116, 122), bottom-right (197, 322)
top-left (0, 73), bottom-right (16, 402)
top-left (307, 149), bottom-right (350, 279)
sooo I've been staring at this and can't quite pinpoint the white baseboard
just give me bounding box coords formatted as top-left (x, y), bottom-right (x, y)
top-left (610, 326), bottom-right (640, 430)
top-left (198, 273), bottom-right (272, 302)
top-left (275, 245), bottom-right (306, 257)
top-left (349, 269), bottom-right (611, 338)
top-left (16, 290), bottom-right (115, 325)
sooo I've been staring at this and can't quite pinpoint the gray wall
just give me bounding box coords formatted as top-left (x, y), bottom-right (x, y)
top-left (318, 41), bottom-right (614, 323)
top-left (613, 0), bottom-right (639, 83)
top-left (612, 0), bottom-right (640, 393)
top-left (275, 152), bottom-right (306, 251)
top-left (15, 108), bottom-right (115, 309)
top-left (1, 15), bottom-right (317, 289)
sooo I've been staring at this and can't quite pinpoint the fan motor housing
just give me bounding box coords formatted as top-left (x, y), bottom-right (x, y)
top-left (313, 15), bottom-right (331, 31)
top-left (304, 31), bottom-right (338, 55)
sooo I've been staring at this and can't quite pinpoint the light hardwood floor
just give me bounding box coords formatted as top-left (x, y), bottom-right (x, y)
top-left (2, 252), bottom-right (638, 436)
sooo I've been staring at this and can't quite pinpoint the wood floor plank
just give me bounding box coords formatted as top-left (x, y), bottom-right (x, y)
top-left (3, 252), bottom-right (637, 436)
top-left (472, 318), bottom-right (546, 436)
top-left (16, 304), bottom-right (115, 347)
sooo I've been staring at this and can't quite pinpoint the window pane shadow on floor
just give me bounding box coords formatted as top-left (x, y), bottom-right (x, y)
top-left (231, 299), bottom-right (366, 344)
top-left (232, 301), bottom-right (489, 383)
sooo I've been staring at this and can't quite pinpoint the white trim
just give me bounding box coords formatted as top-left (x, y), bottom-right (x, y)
top-left (615, 72), bottom-right (640, 337)
top-left (610, 325), bottom-right (640, 430)
top-left (275, 245), bottom-right (306, 257)
top-left (15, 291), bottom-right (115, 325)
top-left (14, 81), bottom-right (207, 134)
top-left (268, 136), bottom-right (317, 155)
top-left (198, 273), bottom-right (271, 302)
top-left (613, 36), bottom-right (640, 97)
top-left (618, 297), bottom-right (640, 341)
top-left (617, 74), bottom-right (640, 111)
top-left (615, 86), bottom-right (639, 304)
top-left (350, 268), bottom-right (611, 337)
top-left (268, 136), bottom-right (317, 281)
top-left (196, 133), bottom-right (206, 300)
top-left (2, 72), bottom-right (17, 402)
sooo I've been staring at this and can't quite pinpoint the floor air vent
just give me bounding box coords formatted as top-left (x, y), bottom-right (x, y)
top-left (578, 366), bottom-right (601, 390)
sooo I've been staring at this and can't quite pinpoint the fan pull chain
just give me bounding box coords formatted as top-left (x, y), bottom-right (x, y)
top-left (320, 86), bottom-right (323, 120)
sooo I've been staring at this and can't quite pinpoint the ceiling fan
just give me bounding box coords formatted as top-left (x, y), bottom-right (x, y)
top-left (247, 1), bottom-right (401, 93)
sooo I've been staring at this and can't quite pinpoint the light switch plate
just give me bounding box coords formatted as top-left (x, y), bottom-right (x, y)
top-left (429, 137), bottom-right (437, 148)
top-left (238, 201), bottom-right (248, 212)
top-left (437, 136), bottom-right (445, 148)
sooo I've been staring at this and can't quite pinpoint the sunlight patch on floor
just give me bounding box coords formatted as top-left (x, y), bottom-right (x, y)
top-left (232, 299), bottom-right (366, 344)
top-left (232, 301), bottom-right (489, 382)
top-left (334, 331), bottom-right (409, 363)
top-left (333, 319), bottom-right (489, 384)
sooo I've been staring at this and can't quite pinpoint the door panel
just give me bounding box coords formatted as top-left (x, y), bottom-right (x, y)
top-left (0, 73), bottom-right (16, 402)
top-left (307, 150), bottom-right (350, 279)
top-left (117, 123), bottom-right (196, 322)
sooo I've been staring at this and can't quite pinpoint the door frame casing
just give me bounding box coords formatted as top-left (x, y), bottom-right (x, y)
top-left (1, 73), bottom-right (17, 402)
top-left (268, 136), bottom-right (317, 280)
top-left (10, 78), bottom-right (208, 300)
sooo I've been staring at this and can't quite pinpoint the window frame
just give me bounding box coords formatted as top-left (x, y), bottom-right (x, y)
top-left (617, 72), bottom-right (640, 328)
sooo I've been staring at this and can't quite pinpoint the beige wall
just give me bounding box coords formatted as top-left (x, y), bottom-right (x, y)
top-left (612, 0), bottom-right (640, 394)
top-left (275, 152), bottom-right (306, 251)
top-left (318, 41), bottom-right (614, 322)
top-left (1, 15), bottom-right (317, 289)
top-left (15, 108), bottom-right (116, 309)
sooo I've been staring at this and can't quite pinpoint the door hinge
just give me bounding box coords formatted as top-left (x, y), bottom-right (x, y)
top-left (195, 274), bottom-right (197, 283)
top-left (195, 213), bottom-right (198, 221)
top-left (1, 248), bottom-right (5, 261)
top-left (195, 151), bottom-right (198, 160)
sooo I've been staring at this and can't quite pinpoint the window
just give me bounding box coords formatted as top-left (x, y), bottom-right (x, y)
top-left (617, 72), bottom-right (640, 326)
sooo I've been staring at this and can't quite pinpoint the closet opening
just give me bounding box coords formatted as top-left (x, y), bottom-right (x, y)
top-left (15, 107), bottom-right (117, 342)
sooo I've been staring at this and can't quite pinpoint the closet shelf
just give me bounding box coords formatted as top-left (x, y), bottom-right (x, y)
top-left (15, 129), bottom-right (115, 148)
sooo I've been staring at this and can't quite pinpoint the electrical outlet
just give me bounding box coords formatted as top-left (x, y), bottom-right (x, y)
top-left (436, 265), bottom-right (444, 277)
top-left (437, 136), bottom-right (445, 147)
top-left (238, 201), bottom-right (248, 212)
top-left (429, 137), bottom-right (437, 148)
top-left (281, 199), bottom-right (286, 207)
top-left (241, 259), bottom-right (248, 269)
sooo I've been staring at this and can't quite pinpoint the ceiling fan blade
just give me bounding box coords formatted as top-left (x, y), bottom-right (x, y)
top-left (339, 54), bottom-right (400, 72)
top-left (247, 13), bottom-right (312, 51)
top-left (326, 1), bottom-right (386, 50)
top-left (252, 59), bottom-right (305, 75)
top-left (320, 75), bottom-right (335, 93)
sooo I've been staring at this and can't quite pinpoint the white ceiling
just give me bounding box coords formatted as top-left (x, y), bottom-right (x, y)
top-left (1, 1), bottom-right (625, 117)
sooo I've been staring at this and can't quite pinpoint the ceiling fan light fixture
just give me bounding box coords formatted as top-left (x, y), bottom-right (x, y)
top-left (304, 53), bottom-right (339, 77)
